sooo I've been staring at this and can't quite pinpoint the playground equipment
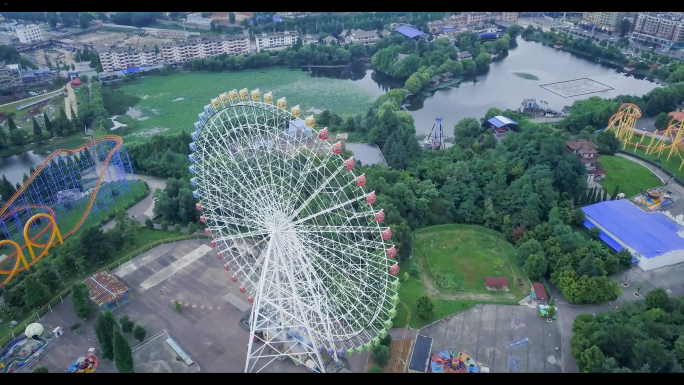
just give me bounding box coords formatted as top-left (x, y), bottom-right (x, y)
top-left (0, 136), bottom-right (135, 288)
top-left (424, 117), bottom-right (445, 150)
top-left (645, 113), bottom-right (684, 170)
top-left (430, 348), bottom-right (480, 373)
top-left (605, 103), bottom-right (643, 150)
top-left (68, 354), bottom-right (99, 373)
top-left (189, 89), bottom-right (398, 373)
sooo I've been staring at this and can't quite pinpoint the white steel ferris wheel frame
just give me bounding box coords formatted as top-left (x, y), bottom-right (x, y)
top-left (188, 89), bottom-right (400, 373)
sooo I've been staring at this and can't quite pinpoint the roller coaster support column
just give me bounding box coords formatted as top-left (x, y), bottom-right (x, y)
top-left (23, 213), bottom-right (63, 261)
top-left (0, 240), bottom-right (30, 276)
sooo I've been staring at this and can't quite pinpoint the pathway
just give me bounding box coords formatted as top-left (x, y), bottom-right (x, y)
top-left (64, 83), bottom-right (77, 121)
top-left (0, 89), bottom-right (62, 109)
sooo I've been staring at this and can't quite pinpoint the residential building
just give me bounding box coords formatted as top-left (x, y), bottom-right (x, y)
top-left (632, 12), bottom-right (684, 48)
top-left (15, 24), bottom-right (42, 44)
top-left (186, 12), bottom-right (213, 26)
top-left (323, 36), bottom-right (336, 45)
top-left (345, 29), bottom-right (379, 46)
top-left (457, 51), bottom-right (472, 61)
top-left (566, 139), bottom-right (605, 181)
top-left (501, 12), bottom-right (519, 23)
top-left (275, 12), bottom-right (295, 17)
top-left (427, 14), bottom-right (467, 34)
top-left (160, 35), bottom-right (250, 64)
top-left (150, 29), bottom-right (190, 39)
top-left (0, 64), bottom-right (23, 89)
top-left (466, 12), bottom-right (489, 25)
top-left (255, 31), bottom-right (300, 51)
top-left (580, 12), bottom-right (626, 32)
top-left (98, 47), bottom-right (158, 72)
top-left (301, 34), bottom-right (319, 45)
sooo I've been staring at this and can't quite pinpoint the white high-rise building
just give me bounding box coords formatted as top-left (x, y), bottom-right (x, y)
top-left (254, 31), bottom-right (300, 51)
top-left (98, 48), bottom-right (158, 72)
top-left (186, 12), bottom-right (213, 26)
top-left (16, 24), bottom-right (43, 44)
top-left (160, 35), bottom-right (251, 64)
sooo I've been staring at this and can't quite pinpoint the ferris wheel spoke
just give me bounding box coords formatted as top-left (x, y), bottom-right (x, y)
top-left (293, 191), bottom-right (375, 226)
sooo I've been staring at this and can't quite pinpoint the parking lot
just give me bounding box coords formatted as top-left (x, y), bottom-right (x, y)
top-left (420, 304), bottom-right (563, 373)
top-left (33, 239), bottom-right (369, 373)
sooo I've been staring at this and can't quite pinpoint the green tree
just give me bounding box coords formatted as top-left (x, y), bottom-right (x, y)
top-left (174, 299), bottom-right (182, 312)
top-left (160, 221), bottom-right (169, 231)
top-left (145, 217), bottom-right (154, 229)
top-left (119, 315), bottom-right (135, 333)
top-left (72, 282), bottom-right (91, 318)
top-left (32, 117), bottom-right (42, 140)
top-left (23, 275), bottom-right (51, 310)
top-left (228, 12), bottom-right (236, 24)
top-left (579, 345), bottom-right (606, 372)
top-left (94, 310), bottom-right (117, 359)
top-left (618, 19), bottom-right (632, 37)
top-left (523, 253), bottom-right (548, 281)
top-left (133, 324), bottom-right (147, 342)
top-left (43, 112), bottom-right (53, 133)
top-left (595, 130), bottom-right (621, 155)
top-left (645, 288), bottom-right (669, 310)
top-left (416, 294), bottom-right (435, 318)
top-left (483, 107), bottom-right (503, 121)
top-left (380, 333), bottom-right (392, 347)
top-left (372, 345), bottom-right (390, 367)
top-left (675, 336), bottom-right (684, 364)
top-left (547, 305), bottom-right (556, 319)
top-left (173, 223), bottom-right (181, 233)
top-left (187, 222), bottom-right (197, 234)
top-left (474, 53), bottom-right (491, 71)
top-left (7, 116), bottom-right (17, 131)
top-left (113, 328), bottom-right (134, 373)
top-left (611, 185), bottom-right (620, 200)
top-left (33, 367), bottom-right (49, 373)
top-left (655, 112), bottom-right (672, 129)
top-left (369, 365), bottom-right (383, 373)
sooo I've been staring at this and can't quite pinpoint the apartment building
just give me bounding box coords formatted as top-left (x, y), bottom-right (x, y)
top-left (345, 29), bottom-right (379, 46)
top-left (580, 12), bottom-right (625, 32)
top-left (0, 64), bottom-right (23, 89)
top-left (501, 12), bottom-right (519, 23)
top-left (255, 31), bottom-right (300, 51)
top-left (186, 12), bottom-right (213, 26)
top-left (160, 35), bottom-right (250, 64)
top-left (428, 14), bottom-right (467, 33)
top-left (632, 12), bottom-right (684, 48)
top-left (15, 24), bottom-right (42, 44)
top-left (98, 48), bottom-right (158, 72)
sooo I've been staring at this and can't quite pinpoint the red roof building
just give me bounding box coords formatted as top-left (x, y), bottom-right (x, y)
top-left (85, 271), bottom-right (131, 308)
top-left (484, 276), bottom-right (509, 290)
top-left (71, 77), bottom-right (82, 87)
top-left (531, 282), bottom-right (548, 302)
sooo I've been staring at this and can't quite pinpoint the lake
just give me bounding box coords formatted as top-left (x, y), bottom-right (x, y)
top-left (0, 151), bottom-right (49, 188)
top-left (309, 39), bottom-right (660, 136)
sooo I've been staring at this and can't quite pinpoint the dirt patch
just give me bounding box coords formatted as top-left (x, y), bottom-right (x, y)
top-left (172, 97), bottom-right (184, 102)
top-left (125, 107), bottom-right (147, 121)
top-left (417, 258), bottom-right (516, 301)
top-left (364, 340), bottom-right (413, 373)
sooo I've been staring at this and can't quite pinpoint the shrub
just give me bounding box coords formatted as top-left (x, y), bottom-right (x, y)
top-left (174, 299), bottom-right (182, 312)
top-left (70, 323), bottom-right (81, 331)
top-left (416, 295), bottom-right (435, 319)
top-left (369, 365), bottom-right (383, 373)
top-left (187, 222), bottom-right (197, 234)
top-left (133, 324), bottom-right (147, 342)
top-left (372, 345), bottom-right (390, 367)
top-left (145, 218), bottom-right (154, 229)
top-left (173, 224), bottom-right (181, 233)
top-left (160, 221), bottom-right (169, 231)
top-left (407, 258), bottom-right (421, 277)
top-left (119, 315), bottom-right (135, 333)
top-left (380, 333), bottom-right (392, 347)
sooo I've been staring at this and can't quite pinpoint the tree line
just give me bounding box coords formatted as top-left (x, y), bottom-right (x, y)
top-left (572, 288), bottom-right (684, 373)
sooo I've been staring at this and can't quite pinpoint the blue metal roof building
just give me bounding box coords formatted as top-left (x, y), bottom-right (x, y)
top-left (487, 115), bottom-right (518, 129)
top-left (395, 25), bottom-right (428, 39)
top-left (583, 199), bottom-right (684, 270)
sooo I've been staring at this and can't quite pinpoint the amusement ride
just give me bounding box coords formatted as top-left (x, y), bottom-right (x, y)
top-left (188, 88), bottom-right (400, 373)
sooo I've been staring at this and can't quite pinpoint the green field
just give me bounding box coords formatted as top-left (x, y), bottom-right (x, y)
top-left (0, 92), bottom-right (62, 128)
top-left (115, 68), bottom-right (376, 143)
top-left (414, 224), bottom-right (528, 297)
top-left (598, 155), bottom-right (662, 197)
top-left (626, 134), bottom-right (684, 181)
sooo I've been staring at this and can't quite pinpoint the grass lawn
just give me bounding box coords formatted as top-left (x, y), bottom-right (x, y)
top-left (625, 134), bottom-right (684, 181)
top-left (598, 155), bottom-right (662, 197)
top-left (413, 224), bottom-right (528, 298)
top-left (115, 68), bottom-right (376, 143)
top-left (0, 93), bottom-right (62, 131)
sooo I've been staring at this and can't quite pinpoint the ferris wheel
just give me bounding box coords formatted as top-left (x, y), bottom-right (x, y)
top-left (188, 88), bottom-right (400, 373)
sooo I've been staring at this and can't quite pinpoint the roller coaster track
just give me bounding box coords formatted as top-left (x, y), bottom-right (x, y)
top-left (0, 136), bottom-right (125, 287)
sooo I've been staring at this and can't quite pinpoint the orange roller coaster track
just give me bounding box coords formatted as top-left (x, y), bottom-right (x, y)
top-left (0, 135), bottom-right (126, 287)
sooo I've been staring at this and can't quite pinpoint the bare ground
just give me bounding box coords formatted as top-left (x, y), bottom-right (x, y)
top-left (417, 258), bottom-right (517, 301)
top-left (364, 340), bottom-right (413, 373)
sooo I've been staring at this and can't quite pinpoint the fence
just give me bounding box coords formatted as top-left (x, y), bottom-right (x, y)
top-left (0, 233), bottom-right (208, 349)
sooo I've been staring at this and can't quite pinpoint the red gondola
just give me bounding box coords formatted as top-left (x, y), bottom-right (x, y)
top-left (196, 203), bottom-right (202, 211)
top-left (217, 252), bottom-right (223, 259)
top-left (231, 275), bottom-right (238, 282)
top-left (205, 229), bottom-right (211, 236)
top-left (223, 263), bottom-right (230, 271)
top-left (382, 229), bottom-right (392, 241)
top-left (389, 264), bottom-right (399, 276)
top-left (200, 215), bottom-right (206, 223)
top-left (366, 193), bottom-right (377, 205)
top-left (375, 211), bottom-right (385, 223)
top-left (344, 158), bottom-right (355, 170)
top-left (318, 128), bottom-right (329, 140)
top-left (332, 142), bottom-right (343, 154)
top-left (247, 296), bottom-right (254, 303)
top-left (356, 175), bottom-right (366, 187)
top-left (239, 286), bottom-right (246, 293)
top-left (211, 240), bottom-right (217, 248)
top-left (386, 247), bottom-right (397, 259)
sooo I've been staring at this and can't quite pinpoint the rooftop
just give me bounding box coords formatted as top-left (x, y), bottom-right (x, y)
top-left (566, 139), bottom-right (598, 154)
top-left (394, 25), bottom-right (428, 38)
top-left (487, 115), bottom-right (518, 128)
top-left (484, 276), bottom-right (509, 288)
top-left (583, 199), bottom-right (684, 259)
top-left (85, 271), bottom-right (132, 307)
top-left (531, 282), bottom-right (547, 300)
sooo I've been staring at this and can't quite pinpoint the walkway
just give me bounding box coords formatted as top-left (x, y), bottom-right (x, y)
top-left (64, 83), bottom-right (77, 120)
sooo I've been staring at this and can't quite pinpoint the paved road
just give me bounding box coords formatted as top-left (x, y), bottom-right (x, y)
top-left (64, 83), bottom-right (77, 120)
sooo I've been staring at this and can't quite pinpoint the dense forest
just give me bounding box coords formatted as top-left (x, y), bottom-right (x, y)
top-left (572, 289), bottom-right (684, 373)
